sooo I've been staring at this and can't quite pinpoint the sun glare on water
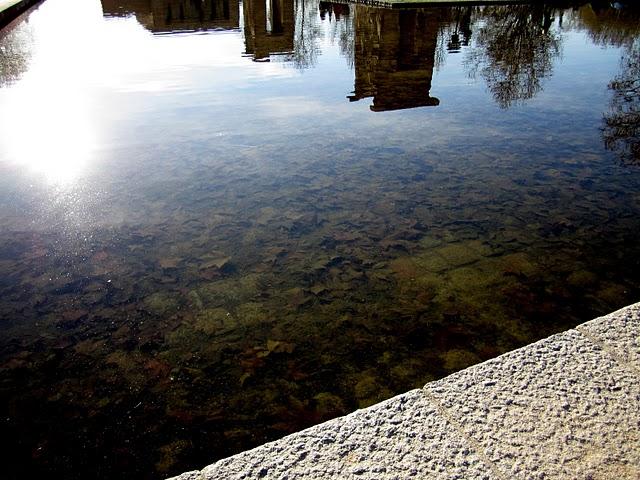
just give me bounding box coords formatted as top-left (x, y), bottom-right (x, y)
top-left (0, 0), bottom-right (302, 186)
top-left (2, 86), bottom-right (96, 185)
top-left (0, 0), bottom-right (111, 185)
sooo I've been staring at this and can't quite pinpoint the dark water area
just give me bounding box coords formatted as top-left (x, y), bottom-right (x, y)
top-left (0, 0), bottom-right (639, 478)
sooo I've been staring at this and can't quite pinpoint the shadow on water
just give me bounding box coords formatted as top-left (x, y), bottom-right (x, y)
top-left (1, 1), bottom-right (640, 479)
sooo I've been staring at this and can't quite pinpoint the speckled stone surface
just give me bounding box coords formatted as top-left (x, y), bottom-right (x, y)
top-left (426, 328), bottom-right (640, 479)
top-left (168, 303), bottom-right (640, 480)
top-left (578, 303), bottom-right (640, 372)
top-left (172, 389), bottom-right (496, 480)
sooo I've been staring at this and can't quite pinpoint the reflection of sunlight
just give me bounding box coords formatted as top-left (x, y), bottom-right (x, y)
top-left (0, 0), bottom-right (298, 185)
top-left (3, 85), bottom-right (95, 185)
top-left (0, 0), bottom-right (103, 185)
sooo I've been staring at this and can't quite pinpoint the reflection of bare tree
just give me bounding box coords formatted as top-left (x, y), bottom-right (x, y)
top-left (434, 6), bottom-right (473, 71)
top-left (464, 5), bottom-right (562, 109)
top-left (573, 2), bottom-right (640, 47)
top-left (292, 0), bottom-right (322, 69)
top-left (0, 23), bottom-right (33, 87)
top-left (576, 3), bottom-right (640, 164)
top-left (320, 2), bottom-right (353, 69)
top-left (603, 40), bottom-right (640, 164)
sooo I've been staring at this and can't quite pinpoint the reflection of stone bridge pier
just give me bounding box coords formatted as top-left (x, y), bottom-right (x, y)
top-left (243, 0), bottom-right (294, 61)
top-left (101, 0), bottom-right (240, 33)
top-left (348, 6), bottom-right (440, 112)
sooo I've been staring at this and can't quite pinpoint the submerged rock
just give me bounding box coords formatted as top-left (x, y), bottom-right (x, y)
top-left (194, 308), bottom-right (229, 335)
top-left (441, 348), bottom-right (481, 372)
top-left (313, 392), bottom-right (346, 417)
top-left (435, 243), bottom-right (481, 268)
top-left (143, 292), bottom-right (180, 316)
top-left (567, 270), bottom-right (598, 288)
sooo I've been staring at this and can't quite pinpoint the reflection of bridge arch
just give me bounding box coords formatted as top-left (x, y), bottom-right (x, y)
top-left (348, 5), bottom-right (440, 112)
top-left (101, 0), bottom-right (240, 33)
top-left (243, 0), bottom-right (294, 61)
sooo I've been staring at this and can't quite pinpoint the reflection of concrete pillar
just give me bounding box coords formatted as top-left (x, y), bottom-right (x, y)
top-left (243, 0), bottom-right (293, 60)
top-left (270, 0), bottom-right (283, 34)
top-left (349, 5), bottom-right (440, 112)
top-left (223, 0), bottom-right (230, 20)
top-left (243, 0), bottom-right (266, 57)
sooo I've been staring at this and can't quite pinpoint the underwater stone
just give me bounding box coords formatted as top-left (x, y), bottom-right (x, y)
top-left (194, 308), bottom-right (228, 335)
top-left (354, 375), bottom-right (379, 401)
top-left (441, 349), bottom-right (482, 372)
top-left (435, 243), bottom-right (480, 268)
top-left (168, 304), bottom-right (640, 480)
top-left (144, 292), bottom-right (180, 316)
top-left (500, 253), bottom-right (537, 277)
top-left (566, 270), bottom-right (598, 288)
top-left (313, 392), bottom-right (346, 417)
top-left (200, 256), bottom-right (232, 271)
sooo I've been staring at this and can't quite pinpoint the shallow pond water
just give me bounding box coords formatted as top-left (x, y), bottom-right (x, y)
top-left (0, 0), bottom-right (639, 478)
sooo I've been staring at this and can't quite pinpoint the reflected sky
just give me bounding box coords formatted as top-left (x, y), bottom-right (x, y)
top-left (0, 1), bottom-right (634, 192)
top-left (1, 2), bottom-right (640, 479)
top-left (1, 0), bottom-right (629, 185)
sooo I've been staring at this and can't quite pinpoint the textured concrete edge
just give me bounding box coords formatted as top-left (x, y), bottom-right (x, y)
top-left (167, 302), bottom-right (640, 480)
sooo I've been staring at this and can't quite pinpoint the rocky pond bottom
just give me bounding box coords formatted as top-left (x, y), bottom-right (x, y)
top-left (1, 0), bottom-right (640, 479)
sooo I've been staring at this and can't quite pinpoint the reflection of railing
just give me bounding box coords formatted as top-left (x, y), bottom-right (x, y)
top-left (331, 0), bottom-right (528, 9)
top-left (319, 0), bottom-right (349, 20)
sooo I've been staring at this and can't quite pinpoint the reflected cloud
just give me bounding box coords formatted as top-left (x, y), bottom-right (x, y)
top-left (256, 95), bottom-right (332, 117)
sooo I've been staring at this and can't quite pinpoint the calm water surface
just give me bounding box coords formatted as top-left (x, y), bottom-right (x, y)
top-left (1, 0), bottom-right (639, 478)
